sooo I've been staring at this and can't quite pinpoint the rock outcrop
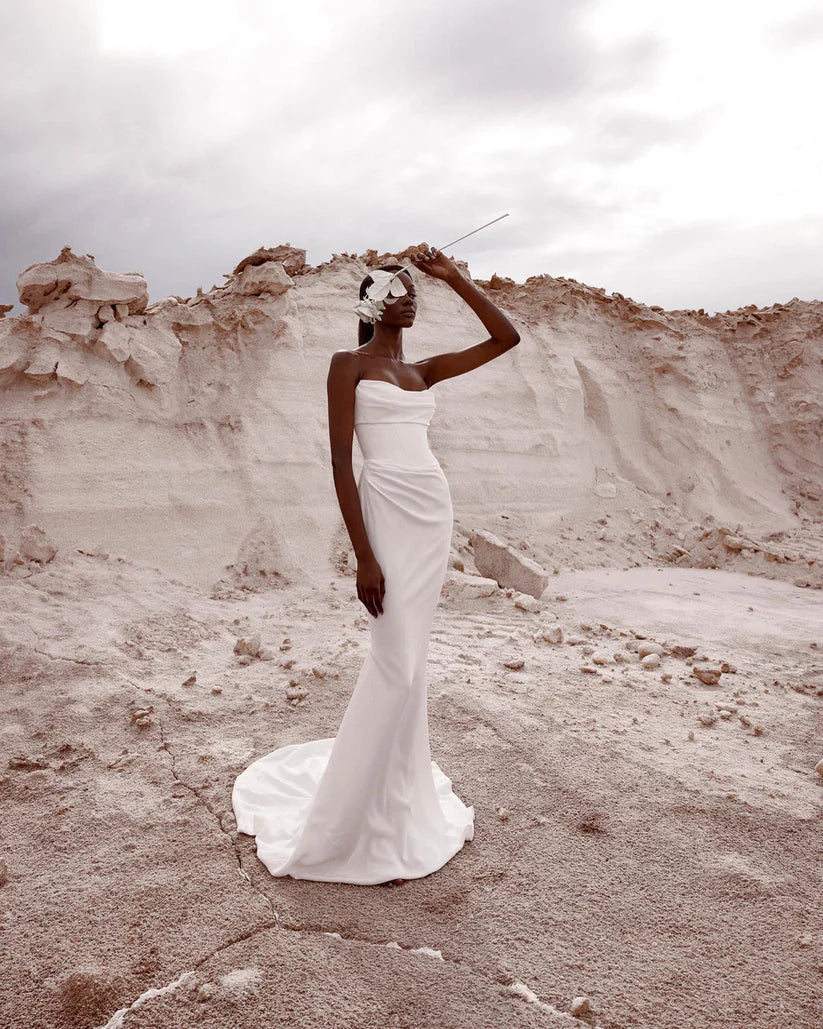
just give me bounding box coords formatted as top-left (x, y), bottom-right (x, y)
top-left (0, 243), bottom-right (820, 590)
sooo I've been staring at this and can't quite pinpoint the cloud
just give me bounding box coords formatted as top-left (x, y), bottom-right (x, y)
top-left (770, 8), bottom-right (823, 47)
top-left (0, 0), bottom-right (820, 316)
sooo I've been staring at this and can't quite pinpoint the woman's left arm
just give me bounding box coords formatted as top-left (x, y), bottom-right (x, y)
top-left (412, 246), bottom-right (520, 387)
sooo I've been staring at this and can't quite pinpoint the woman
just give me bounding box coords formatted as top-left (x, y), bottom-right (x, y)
top-left (232, 244), bottom-right (520, 886)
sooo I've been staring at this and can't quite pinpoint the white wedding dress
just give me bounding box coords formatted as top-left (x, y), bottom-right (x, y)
top-left (231, 378), bottom-right (474, 885)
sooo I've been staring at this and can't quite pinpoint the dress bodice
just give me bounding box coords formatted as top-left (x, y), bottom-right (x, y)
top-left (354, 379), bottom-right (438, 468)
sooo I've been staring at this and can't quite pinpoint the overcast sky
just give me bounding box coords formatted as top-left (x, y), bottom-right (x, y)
top-left (2, 0), bottom-right (821, 316)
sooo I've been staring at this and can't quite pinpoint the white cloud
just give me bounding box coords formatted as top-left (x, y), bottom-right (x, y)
top-left (1, 0), bottom-right (821, 316)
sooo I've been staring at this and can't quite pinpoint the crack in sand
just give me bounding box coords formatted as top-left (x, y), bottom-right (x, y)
top-left (279, 921), bottom-right (581, 1026)
top-left (105, 673), bottom-right (574, 1025)
top-left (156, 719), bottom-right (282, 927)
top-left (95, 969), bottom-right (198, 1029)
top-left (32, 646), bottom-right (109, 666)
top-left (94, 920), bottom-right (578, 1028)
top-left (104, 669), bottom-right (280, 922)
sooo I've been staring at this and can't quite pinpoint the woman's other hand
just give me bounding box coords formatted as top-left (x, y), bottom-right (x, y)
top-left (411, 244), bottom-right (459, 283)
top-left (356, 556), bottom-right (385, 617)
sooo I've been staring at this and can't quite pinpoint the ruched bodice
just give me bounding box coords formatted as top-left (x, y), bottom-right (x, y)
top-left (354, 379), bottom-right (439, 468)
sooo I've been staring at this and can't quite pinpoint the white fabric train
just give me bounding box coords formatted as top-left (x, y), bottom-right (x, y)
top-left (231, 378), bottom-right (474, 885)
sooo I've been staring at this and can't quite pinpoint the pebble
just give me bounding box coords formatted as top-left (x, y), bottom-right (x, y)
top-left (669, 643), bottom-right (698, 658)
top-left (570, 995), bottom-right (591, 1017)
top-left (693, 665), bottom-right (722, 685)
top-left (591, 651), bottom-right (611, 665)
top-left (638, 643), bottom-right (664, 658)
top-left (641, 654), bottom-right (660, 669)
top-left (815, 759), bottom-right (823, 777)
top-left (540, 625), bottom-right (564, 644)
top-left (234, 634), bottom-right (262, 658)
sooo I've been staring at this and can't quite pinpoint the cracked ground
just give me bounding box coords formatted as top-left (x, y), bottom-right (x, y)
top-left (0, 550), bottom-right (821, 1028)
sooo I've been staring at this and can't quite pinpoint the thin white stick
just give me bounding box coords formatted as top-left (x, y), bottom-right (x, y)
top-left (435, 213), bottom-right (510, 252)
top-left (381, 213), bottom-right (510, 280)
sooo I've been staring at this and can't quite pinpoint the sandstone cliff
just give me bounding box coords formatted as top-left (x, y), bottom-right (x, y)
top-left (1, 244), bottom-right (820, 590)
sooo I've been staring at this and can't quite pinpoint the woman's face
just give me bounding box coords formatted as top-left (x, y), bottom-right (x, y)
top-left (378, 272), bottom-right (417, 327)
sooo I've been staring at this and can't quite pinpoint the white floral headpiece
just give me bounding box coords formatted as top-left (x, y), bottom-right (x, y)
top-left (351, 214), bottom-right (511, 324)
top-left (353, 268), bottom-right (410, 324)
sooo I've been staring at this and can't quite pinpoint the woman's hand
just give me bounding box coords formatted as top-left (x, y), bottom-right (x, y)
top-left (356, 556), bottom-right (385, 618)
top-left (411, 244), bottom-right (460, 284)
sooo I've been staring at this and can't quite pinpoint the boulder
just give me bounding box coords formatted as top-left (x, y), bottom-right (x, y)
top-left (469, 529), bottom-right (550, 599)
top-left (17, 246), bottom-right (148, 315)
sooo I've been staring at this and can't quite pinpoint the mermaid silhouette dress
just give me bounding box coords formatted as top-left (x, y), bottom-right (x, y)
top-left (231, 378), bottom-right (474, 885)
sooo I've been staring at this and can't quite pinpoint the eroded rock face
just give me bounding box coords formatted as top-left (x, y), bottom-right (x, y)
top-left (3, 246), bottom-right (182, 387)
top-left (17, 245), bottom-right (148, 316)
top-left (0, 241), bottom-right (821, 590)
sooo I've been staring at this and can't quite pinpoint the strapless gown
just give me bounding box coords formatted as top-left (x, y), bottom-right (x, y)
top-left (231, 379), bottom-right (475, 885)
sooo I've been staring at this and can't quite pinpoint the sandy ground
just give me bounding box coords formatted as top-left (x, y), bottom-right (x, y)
top-left (1, 546), bottom-right (821, 1029)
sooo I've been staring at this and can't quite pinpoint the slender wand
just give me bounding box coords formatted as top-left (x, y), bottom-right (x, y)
top-left (388, 213), bottom-right (510, 279)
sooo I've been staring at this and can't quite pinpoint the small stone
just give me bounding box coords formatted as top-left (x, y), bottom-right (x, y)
top-left (641, 653), bottom-right (660, 669)
top-left (669, 643), bottom-right (698, 658)
top-left (197, 983), bottom-right (216, 1002)
top-left (234, 634), bottom-right (262, 658)
top-left (815, 759), bottom-right (823, 777)
top-left (503, 659), bottom-right (525, 670)
top-left (638, 643), bottom-right (664, 658)
top-left (540, 625), bottom-right (563, 644)
top-left (20, 524), bottom-right (57, 564)
top-left (182, 673), bottom-right (196, 687)
top-left (591, 651), bottom-right (611, 665)
top-left (496, 806), bottom-right (509, 821)
top-left (693, 665), bottom-right (722, 685)
top-left (570, 995), bottom-right (591, 1017)
top-left (580, 665), bottom-right (598, 674)
top-left (697, 708), bottom-right (718, 726)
